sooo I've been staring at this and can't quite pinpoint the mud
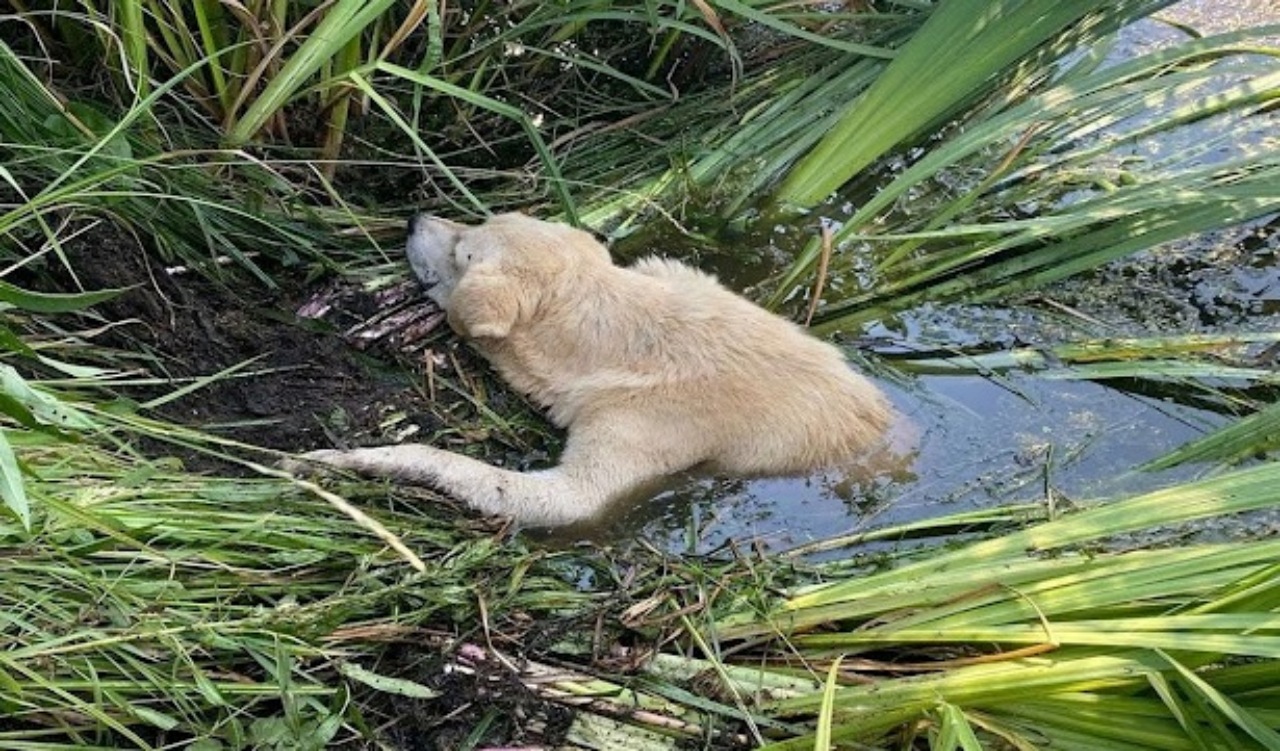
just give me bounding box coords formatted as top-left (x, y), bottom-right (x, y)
top-left (37, 222), bottom-right (552, 471)
top-left (361, 646), bottom-right (575, 751)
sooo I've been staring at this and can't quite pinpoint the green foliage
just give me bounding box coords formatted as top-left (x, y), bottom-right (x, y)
top-left (776, 0), bottom-right (1176, 208)
top-left (368, 61), bottom-right (580, 223)
top-left (0, 428), bottom-right (27, 529)
top-left (0, 441), bottom-right (591, 747)
top-left (765, 24), bottom-right (1280, 327)
top-left (0, 39), bottom-right (351, 284)
top-left (223, 0), bottom-right (400, 148)
top-left (1145, 400), bottom-right (1280, 471)
top-left (1, 2), bottom-right (1279, 748)
top-left (706, 464), bottom-right (1280, 749)
top-left (4, 432), bottom-right (1274, 748)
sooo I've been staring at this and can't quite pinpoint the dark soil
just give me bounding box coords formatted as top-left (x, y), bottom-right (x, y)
top-left (34, 222), bottom-right (553, 471)
top-left (361, 646), bottom-right (575, 751)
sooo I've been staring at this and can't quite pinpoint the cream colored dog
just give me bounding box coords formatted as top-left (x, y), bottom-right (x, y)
top-left (293, 213), bottom-right (891, 526)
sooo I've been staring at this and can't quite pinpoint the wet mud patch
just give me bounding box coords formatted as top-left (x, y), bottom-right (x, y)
top-left (361, 645), bottom-right (575, 750)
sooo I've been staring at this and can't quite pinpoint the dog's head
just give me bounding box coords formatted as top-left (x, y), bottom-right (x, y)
top-left (406, 212), bottom-right (609, 339)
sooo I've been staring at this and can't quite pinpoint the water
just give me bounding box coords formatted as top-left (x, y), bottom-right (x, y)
top-left (599, 316), bottom-right (1232, 555)
top-left (596, 4), bottom-right (1280, 555)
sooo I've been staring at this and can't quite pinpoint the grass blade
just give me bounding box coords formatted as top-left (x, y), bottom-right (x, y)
top-left (775, 0), bottom-right (1170, 207)
top-left (814, 656), bottom-right (842, 751)
top-left (935, 703), bottom-right (984, 751)
top-left (1144, 401), bottom-right (1280, 471)
top-left (0, 280), bottom-right (126, 314)
top-left (1162, 650), bottom-right (1280, 751)
top-left (225, 0), bottom-right (397, 145)
top-left (374, 61), bottom-right (580, 224)
top-left (0, 429), bottom-right (29, 530)
top-left (776, 462), bottom-right (1280, 615)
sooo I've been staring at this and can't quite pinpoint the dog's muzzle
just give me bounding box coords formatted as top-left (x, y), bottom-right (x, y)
top-left (406, 213), bottom-right (465, 308)
top-left (406, 213), bottom-right (428, 236)
top-left (406, 214), bottom-right (446, 287)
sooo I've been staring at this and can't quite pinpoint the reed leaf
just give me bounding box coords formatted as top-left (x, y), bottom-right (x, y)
top-left (224, 0), bottom-right (399, 145)
top-left (1162, 651), bottom-right (1280, 750)
top-left (115, 0), bottom-right (149, 98)
top-left (775, 0), bottom-right (1174, 208)
top-left (898, 332), bottom-right (1280, 372)
top-left (0, 280), bottom-right (125, 315)
top-left (710, 0), bottom-right (895, 58)
top-left (814, 656), bottom-right (842, 751)
top-left (1145, 401), bottom-right (1280, 471)
top-left (766, 25), bottom-right (1280, 324)
top-left (764, 462), bottom-right (1280, 615)
top-left (0, 429), bottom-right (27, 529)
top-left (704, 463), bottom-right (1280, 748)
top-left (794, 618), bottom-right (1280, 657)
top-left (373, 61), bottom-right (580, 223)
top-left (935, 703), bottom-right (984, 751)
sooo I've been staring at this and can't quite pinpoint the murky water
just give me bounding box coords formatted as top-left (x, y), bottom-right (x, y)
top-left (598, 3), bottom-right (1280, 555)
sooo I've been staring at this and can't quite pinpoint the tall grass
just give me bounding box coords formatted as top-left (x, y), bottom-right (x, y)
top-left (774, 0), bottom-right (1178, 208)
top-left (0, 37), bottom-right (369, 286)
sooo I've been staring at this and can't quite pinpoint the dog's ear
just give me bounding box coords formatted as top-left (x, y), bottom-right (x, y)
top-left (448, 266), bottom-right (532, 339)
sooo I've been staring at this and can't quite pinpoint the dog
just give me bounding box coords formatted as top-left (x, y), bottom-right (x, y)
top-left (290, 213), bottom-right (893, 526)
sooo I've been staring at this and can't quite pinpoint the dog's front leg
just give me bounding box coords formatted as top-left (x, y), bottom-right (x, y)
top-left (286, 445), bottom-right (600, 526)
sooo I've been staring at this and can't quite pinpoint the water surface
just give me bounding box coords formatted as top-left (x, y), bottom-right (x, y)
top-left (595, 3), bottom-right (1280, 554)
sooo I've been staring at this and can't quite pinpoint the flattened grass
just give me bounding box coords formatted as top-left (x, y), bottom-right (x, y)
top-left (695, 464), bottom-right (1280, 749)
top-left (0, 434), bottom-right (596, 748)
top-left (10, 401), bottom-right (1275, 749)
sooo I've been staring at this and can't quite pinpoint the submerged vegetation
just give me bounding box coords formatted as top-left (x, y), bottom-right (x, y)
top-left (1, 1), bottom-right (1278, 749)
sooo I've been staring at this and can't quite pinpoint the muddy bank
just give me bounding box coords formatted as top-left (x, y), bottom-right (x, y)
top-left (34, 222), bottom-right (553, 472)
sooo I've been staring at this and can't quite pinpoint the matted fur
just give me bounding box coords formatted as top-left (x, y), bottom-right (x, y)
top-left (291, 213), bottom-right (892, 526)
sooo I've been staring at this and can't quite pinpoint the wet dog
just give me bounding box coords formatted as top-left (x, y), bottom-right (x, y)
top-left (289, 213), bottom-right (892, 526)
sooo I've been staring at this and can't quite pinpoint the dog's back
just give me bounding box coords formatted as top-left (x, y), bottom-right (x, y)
top-left (626, 256), bottom-right (891, 475)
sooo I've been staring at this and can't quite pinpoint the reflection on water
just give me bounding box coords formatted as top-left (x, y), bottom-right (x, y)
top-left (1156, 0), bottom-right (1280, 41)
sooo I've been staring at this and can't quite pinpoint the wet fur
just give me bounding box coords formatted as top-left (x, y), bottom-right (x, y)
top-left (291, 213), bottom-right (892, 526)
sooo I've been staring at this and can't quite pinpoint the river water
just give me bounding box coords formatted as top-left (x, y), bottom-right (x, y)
top-left (601, 2), bottom-right (1280, 555)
